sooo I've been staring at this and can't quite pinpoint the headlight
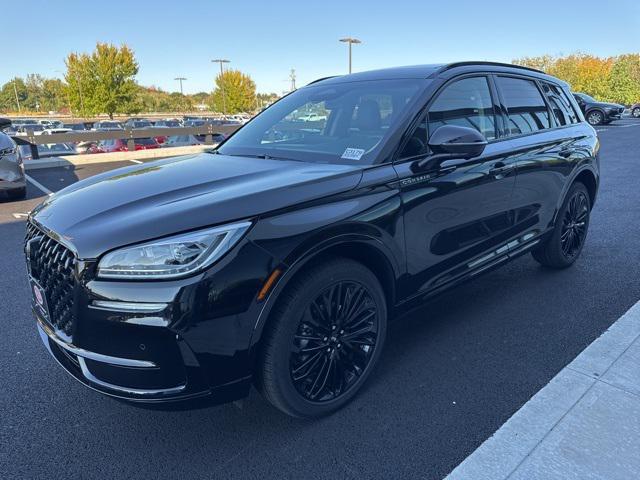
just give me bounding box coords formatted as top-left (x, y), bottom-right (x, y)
top-left (97, 220), bottom-right (251, 279)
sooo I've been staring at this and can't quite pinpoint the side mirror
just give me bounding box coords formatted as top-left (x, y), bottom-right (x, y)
top-left (414, 125), bottom-right (487, 171)
top-left (0, 118), bottom-right (11, 129)
top-left (428, 125), bottom-right (487, 158)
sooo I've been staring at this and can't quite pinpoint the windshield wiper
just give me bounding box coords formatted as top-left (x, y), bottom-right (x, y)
top-left (221, 152), bottom-right (302, 162)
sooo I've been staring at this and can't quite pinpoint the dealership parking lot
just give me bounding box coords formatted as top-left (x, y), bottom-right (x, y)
top-left (2, 119), bottom-right (640, 479)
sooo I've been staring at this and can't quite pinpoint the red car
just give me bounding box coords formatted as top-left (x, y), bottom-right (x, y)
top-left (96, 138), bottom-right (160, 153)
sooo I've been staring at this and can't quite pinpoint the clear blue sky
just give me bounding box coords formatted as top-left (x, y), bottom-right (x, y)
top-left (4, 0), bottom-right (639, 94)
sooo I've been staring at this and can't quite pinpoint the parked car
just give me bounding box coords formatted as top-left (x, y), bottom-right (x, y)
top-left (96, 137), bottom-right (160, 153)
top-left (74, 141), bottom-right (99, 154)
top-left (41, 128), bottom-right (73, 135)
top-left (17, 142), bottom-right (76, 161)
top-left (25, 62), bottom-right (599, 418)
top-left (154, 119), bottom-right (182, 128)
top-left (16, 124), bottom-right (45, 135)
top-left (572, 93), bottom-right (624, 125)
top-left (297, 113), bottom-right (327, 122)
top-left (62, 123), bottom-right (88, 132)
top-left (631, 102), bottom-right (640, 118)
top-left (184, 119), bottom-right (206, 127)
top-left (0, 118), bottom-right (26, 200)
top-left (124, 119), bottom-right (153, 129)
top-left (162, 133), bottom-right (226, 147)
top-left (92, 121), bottom-right (123, 131)
top-left (36, 119), bottom-right (63, 128)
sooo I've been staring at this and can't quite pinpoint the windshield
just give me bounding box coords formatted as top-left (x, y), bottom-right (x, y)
top-left (218, 78), bottom-right (425, 164)
top-left (577, 93), bottom-right (596, 102)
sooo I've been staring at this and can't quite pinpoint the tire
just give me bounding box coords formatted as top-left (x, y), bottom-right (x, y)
top-left (586, 110), bottom-right (604, 126)
top-left (632, 107), bottom-right (640, 118)
top-left (532, 182), bottom-right (591, 269)
top-left (257, 258), bottom-right (387, 418)
top-left (6, 186), bottom-right (26, 200)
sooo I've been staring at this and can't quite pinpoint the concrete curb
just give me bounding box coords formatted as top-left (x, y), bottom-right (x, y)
top-left (446, 300), bottom-right (640, 479)
top-left (24, 144), bottom-right (213, 170)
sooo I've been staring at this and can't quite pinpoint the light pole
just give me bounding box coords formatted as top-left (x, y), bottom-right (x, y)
top-left (174, 76), bottom-right (187, 95)
top-left (211, 59), bottom-right (230, 115)
top-left (339, 37), bottom-right (362, 74)
top-left (12, 79), bottom-right (21, 113)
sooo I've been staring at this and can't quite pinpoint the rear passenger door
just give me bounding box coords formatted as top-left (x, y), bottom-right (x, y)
top-left (494, 75), bottom-right (580, 245)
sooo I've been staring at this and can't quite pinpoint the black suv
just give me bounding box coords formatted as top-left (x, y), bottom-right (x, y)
top-left (573, 92), bottom-right (624, 125)
top-left (26, 62), bottom-right (599, 418)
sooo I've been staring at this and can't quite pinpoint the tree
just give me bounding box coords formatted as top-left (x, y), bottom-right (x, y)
top-left (209, 69), bottom-right (256, 114)
top-left (609, 54), bottom-right (640, 105)
top-left (64, 43), bottom-right (139, 118)
top-left (512, 53), bottom-right (640, 104)
top-left (0, 78), bottom-right (27, 113)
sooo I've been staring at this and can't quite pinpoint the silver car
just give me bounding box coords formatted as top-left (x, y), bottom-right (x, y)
top-left (0, 119), bottom-right (26, 200)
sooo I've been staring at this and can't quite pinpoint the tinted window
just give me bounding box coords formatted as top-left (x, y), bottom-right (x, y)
top-left (541, 82), bottom-right (579, 126)
top-left (135, 137), bottom-right (156, 145)
top-left (400, 76), bottom-right (495, 159)
top-left (428, 76), bottom-right (497, 140)
top-left (498, 77), bottom-right (550, 135)
top-left (219, 79), bottom-right (423, 165)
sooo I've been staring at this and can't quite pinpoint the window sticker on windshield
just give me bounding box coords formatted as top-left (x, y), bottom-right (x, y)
top-left (341, 148), bottom-right (365, 160)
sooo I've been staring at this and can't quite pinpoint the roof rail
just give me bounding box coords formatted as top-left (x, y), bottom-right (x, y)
top-left (438, 61), bottom-right (545, 75)
top-left (307, 76), bottom-right (338, 85)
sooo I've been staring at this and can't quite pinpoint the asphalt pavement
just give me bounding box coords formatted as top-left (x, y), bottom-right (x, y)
top-left (1, 119), bottom-right (640, 479)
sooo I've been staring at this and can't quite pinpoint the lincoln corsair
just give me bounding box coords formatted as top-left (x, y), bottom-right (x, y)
top-left (25, 62), bottom-right (599, 418)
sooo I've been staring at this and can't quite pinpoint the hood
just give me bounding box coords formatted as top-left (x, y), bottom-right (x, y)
top-left (592, 101), bottom-right (624, 109)
top-left (32, 153), bottom-right (363, 258)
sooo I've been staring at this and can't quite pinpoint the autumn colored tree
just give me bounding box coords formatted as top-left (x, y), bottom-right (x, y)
top-left (209, 69), bottom-right (256, 114)
top-left (513, 53), bottom-right (640, 104)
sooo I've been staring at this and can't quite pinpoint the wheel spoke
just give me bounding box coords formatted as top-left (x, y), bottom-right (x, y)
top-left (289, 279), bottom-right (379, 403)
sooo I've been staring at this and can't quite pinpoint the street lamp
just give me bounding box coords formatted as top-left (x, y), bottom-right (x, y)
top-left (12, 78), bottom-right (21, 113)
top-left (339, 37), bottom-right (362, 74)
top-left (174, 77), bottom-right (187, 95)
top-left (211, 59), bottom-right (230, 115)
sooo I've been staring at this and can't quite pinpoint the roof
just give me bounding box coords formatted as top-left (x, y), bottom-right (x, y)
top-left (309, 61), bottom-right (561, 87)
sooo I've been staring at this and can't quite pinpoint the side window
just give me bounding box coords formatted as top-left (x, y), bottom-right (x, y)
top-left (541, 82), bottom-right (578, 126)
top-left (497, 76), bottom-right (550, 136)
top-left (399, 76), bottom-right (496, 159)
top-left (428, 77), bottom-right (497, 141)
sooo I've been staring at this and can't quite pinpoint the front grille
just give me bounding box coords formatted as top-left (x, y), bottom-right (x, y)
top-left (25, 222), bottom-right (76, 335)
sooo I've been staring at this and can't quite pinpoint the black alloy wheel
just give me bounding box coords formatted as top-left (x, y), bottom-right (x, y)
top-left (560, 190), bottom-right (589, 260)
top-left (289, 280), bottom-right (379, 402)
top-left (258, 258), bottom-right (387, 418)
top-left (532, 181), bottom-right (591, 269)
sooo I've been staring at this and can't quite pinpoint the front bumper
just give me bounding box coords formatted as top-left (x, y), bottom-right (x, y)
top-left (0, 178), bottom-right (26, 191)
top-left (29, 230), bottom-right (278, 405)
top-left (604, 110), bottom-right (623, 121)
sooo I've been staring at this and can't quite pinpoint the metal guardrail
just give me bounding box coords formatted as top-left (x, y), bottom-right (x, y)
top-left (13, 124), bottom-right (241, 159)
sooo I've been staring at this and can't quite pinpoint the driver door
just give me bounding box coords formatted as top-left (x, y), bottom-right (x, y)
top-left (394, 75), bottom-right (518, 299)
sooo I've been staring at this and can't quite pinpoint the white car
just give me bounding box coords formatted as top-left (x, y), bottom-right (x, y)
top-left (41, 128), bottom-right (73, 135)
top-left (15, 125), bottom-right (46, 135)
top-left (298, 113), bottom-right (327, 122)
